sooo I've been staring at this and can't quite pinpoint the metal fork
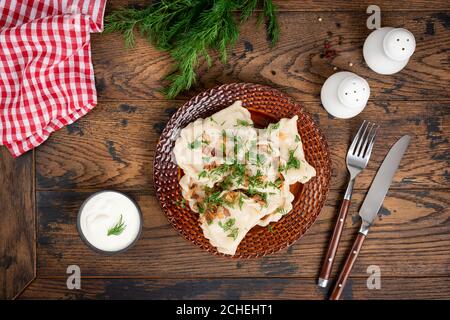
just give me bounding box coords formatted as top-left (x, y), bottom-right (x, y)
top-left (318, 121), bottom-right (378, 288)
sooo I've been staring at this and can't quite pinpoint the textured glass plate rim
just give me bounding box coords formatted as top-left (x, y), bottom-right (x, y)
top-left (153, 83), bottom-right (332, 259)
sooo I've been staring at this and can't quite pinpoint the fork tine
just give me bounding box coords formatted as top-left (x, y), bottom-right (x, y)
top-left (363, 125), bottom-right (379, 159)
top-left (359, 122), bottom-right (375, 157)
top-left (354, 121), bottom-right (370, 156)
top-left (349, 121), bottom-right (367, 156)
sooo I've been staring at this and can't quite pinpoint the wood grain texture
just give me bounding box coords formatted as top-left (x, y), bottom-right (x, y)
top-left (0, 148), bottom-right (35, 299)
top-left (35, 100), bottom-right (450, 191)
top-left (35, 189), bottom-right (449, 278)
top-left (108, 0), bottom-right (450, 12)
top-left (3, 0), bottom-right (448, 300)
top-left (19, 277), bottom-right (450, 300)
top-left (92, 11), bottom-right (450, 102)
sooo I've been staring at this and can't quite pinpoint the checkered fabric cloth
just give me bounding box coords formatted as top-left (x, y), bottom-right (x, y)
top-left (0, 0), bottom-right (106, 157)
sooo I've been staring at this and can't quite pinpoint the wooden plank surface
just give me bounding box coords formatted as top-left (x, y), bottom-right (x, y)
top-left (92, 11), bottom-right (450, 102)
top-left (19, 277), bottom-right (450, 300)
top-left (3, 0), bottom-right (446, 299)
top-left (109, 1), bottom-right (450, 12)
top-left (35, 189), bottom-right (449, 277)
top-left (35, 101), bottom-right (449, 191)
top-left (0, 149), bottom-right (35, 299)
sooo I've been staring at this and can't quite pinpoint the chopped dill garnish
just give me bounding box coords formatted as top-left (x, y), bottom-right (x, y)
top-left (174, 197), bottom-right (187, 208)
top-left (268, 122), bottom-right (280, 131)
top-left (238, 193), bottom-right (244, 209)
top-left (235, 119), bottom-right (252, 127)
top-left (286, 149), bottom-right (301, 170)
top-left (209, 117), bottom-right (218, 124)
top-left (228, 227), bottom-right (239, 240)
top-left (256, 153), bottom-right (266, 166)
top-left (295, 135), bottom-right (301, 142)
top-left (218, 218), bottom-right (236, 231)
top-left (267, 225), bottom-right (274, 233)
top-left (267, 177), bottom-right (282, 189)
top-left (279, 149), bottom-right (301, 172)
top-left (276, 207), bottom-right (288, 215)
top-left (188, 139), bottom-right (201, 149)
top-left (107, 215), bottom-right (126, 236)
top-left (219, 218), bottom-right (239, 240)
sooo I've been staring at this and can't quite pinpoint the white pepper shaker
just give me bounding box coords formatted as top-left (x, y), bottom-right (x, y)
top-left (363, 27), bottom-right (416, 75)
top-left (321, 71), bottom-right (371, 119)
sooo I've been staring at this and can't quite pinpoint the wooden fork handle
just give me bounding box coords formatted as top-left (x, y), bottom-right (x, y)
top-left (318, 199), bottom-right (351, 287)
top-left (329, 233), bottom-right (366, 300)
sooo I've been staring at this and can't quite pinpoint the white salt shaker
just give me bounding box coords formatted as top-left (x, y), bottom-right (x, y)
top-left (363, 27), bottom-right (416, 75)
top-left (321, 71), bottom-right (370, 119)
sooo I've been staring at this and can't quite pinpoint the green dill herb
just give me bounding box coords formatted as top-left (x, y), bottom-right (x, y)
top-left (105, 0), bottom-right (280, 99)
top-left (286, 149), bottom-right (301, 170)
top-left (233, 135), bottom-right (239, 157)
top-left (107, 215), bottom-right (126, 236)
top-left (219, 218), bottom-right (239, 240)
top-left (199, 170), bottom-right (207, 178)
top-left (218, 218), bottom-right (236, 231)
top-left (205, 190), bottom-right (223, 205)
top-left (209, 117), bottom-right (218, 124)
top-left (188, 139), bottom-right (201, 149)
top-left (267, 224), bottom-right (273, 233)
top-left (256, 153), bottom-right (266, 166)
top-left (198, 202), bottom-right (205, 214)
top-left (276, 207), bottom-right (288, 215)
top-left (295, 135), bottom-right (300, 142)
top-left (267, 177), bottom-right (282, 189)
top-left (238, 193), bottom-right (244, 209)
top-left (248, 170), bottom-right (264, 189)
top-left (174, 197), bottom-right (187, 208)
top-left (228, 227), bottom-right (239, 240)
top-left (235, 119), bottom-right (252, 127)
top-left (279, 149), bottom-right (301, 173)
top-left (268, 122), bottom-right (280, 131)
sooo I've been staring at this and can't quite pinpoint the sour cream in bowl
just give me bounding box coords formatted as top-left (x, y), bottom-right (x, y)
top-left (77, 190), bottom-right (142, 254)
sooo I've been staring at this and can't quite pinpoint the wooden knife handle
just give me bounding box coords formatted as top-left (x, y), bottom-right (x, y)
top-left (318, 199), bottom-right (351, 286)
top-left (329, 233), bottom-right (366, 300)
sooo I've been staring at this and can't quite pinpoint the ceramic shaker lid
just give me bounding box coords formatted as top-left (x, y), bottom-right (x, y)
top-left (321, 71), bottom-right (370, 119)
top-left (363, 27), bottom-right (416, 74)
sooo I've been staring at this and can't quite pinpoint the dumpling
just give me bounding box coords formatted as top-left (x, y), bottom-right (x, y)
top-left (173, 101), bottom-right (316, 255)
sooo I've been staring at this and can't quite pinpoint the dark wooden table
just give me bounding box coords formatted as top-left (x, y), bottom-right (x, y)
top-left (1, 0), bottom-right (449, 300)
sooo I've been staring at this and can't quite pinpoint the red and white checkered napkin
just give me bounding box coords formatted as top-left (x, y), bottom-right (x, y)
top-left (0, 0), bottom-right (107, 157)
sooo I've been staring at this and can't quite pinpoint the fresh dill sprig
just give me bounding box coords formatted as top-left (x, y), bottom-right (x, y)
top-left (107, 215), bottom-right (126, 236)
top-left (105, 0), bottom-right (280, 99)
top-left (174, 197), bottom-right (187, 208)
top-left (279, 148), bottom-right (301, 173)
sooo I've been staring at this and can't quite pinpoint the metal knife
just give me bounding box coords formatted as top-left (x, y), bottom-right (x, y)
top-left (329, 135), bottom-right (411, 300)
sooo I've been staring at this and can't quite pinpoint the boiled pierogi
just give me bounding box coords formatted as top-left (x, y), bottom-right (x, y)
top-left (173, 101), bottom-right (316, 255)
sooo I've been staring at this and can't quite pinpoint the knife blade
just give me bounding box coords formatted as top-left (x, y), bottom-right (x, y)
top-left (359, 135), bottom-right (411, 226)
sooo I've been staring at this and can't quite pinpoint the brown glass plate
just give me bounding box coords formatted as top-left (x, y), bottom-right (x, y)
top-left (154, 83), bottom-right (331, 258)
